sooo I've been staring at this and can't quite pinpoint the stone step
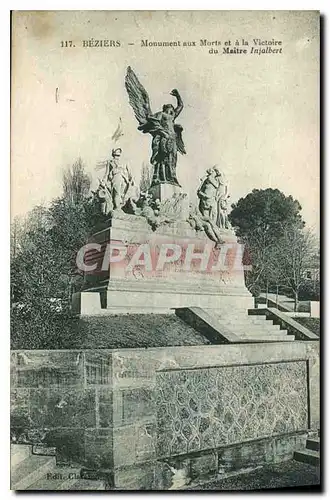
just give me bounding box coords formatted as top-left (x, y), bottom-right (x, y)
top-left (11, 455), bottom-right (56, 490)
top-left (235, 326), bottom-right (283, 335)
top-left (306, 437), bottom-right (320, 452)
top-left (226, 321), bottom-right (281, 330)
top-left (294, 449), bottom-right (320, 467)
top-left (11, 454), bottom-right (106, 491)
top-left (211, 313), bottom-right (276, 326)
top-left (238, 330), bottom-right (289, 337)
top-left (11, 444), bottom-right (32, 468)
top-left (238, 334), bottom-right (294, 342)
top-left (224, 324), bottom-right (283, 335)
top-left (209, 310), bottom-right (251, 317)
top-left (247, 317), bottom-right (272, 323)
top-left (27, 469), bottom-right (105, 491)
top-left (216, 316), bottom-right (279, 328)
top-left (217, 316), bottom-right (273, 325)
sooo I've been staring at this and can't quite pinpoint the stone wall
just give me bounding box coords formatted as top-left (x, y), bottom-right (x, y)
top-left (11, 341), bottom-right (319, 489)
top-left (156, 362), bottom-right (308, 457)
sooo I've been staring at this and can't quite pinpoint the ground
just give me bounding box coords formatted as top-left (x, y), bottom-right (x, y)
top-left (295, 317), bottom-right (320, 336)
top-left (188, 460), bottom-right (321, 491)
top-left (11, 313), bottom-right (211, 350)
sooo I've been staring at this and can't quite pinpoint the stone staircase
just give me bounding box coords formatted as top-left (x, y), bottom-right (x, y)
top-left (294, 433), bottom-right (320, 467)
top-left (11, 444), bottom-right (105, 491)
top-left (209, 310), bottom-right (295, 342)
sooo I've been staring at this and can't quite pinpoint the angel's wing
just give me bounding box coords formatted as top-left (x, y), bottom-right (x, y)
top-left (125, 67), bottom-right (152, 126)
top-left (174, 124), bottom-right (186, 155)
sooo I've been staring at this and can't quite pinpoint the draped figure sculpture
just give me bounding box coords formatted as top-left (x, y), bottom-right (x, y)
top-left (197, 166), bottom-right (231, 230)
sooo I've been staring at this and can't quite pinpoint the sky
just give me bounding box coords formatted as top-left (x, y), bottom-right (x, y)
top-left (11, 10), bottom-right (319, 231)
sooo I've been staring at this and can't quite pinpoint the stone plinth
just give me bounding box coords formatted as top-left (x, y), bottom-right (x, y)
top-left (149, 183), bottom-right (189, 220)
top-left (10, 341), bottom-right (319, 489)
top-left (149, 182), bottom-right (181, 201)
top-left (73, 213), bottom-right (253, 315)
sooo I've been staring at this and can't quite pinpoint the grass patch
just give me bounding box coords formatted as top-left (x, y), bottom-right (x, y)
top-left (294, 317), bottom-right (320, 336)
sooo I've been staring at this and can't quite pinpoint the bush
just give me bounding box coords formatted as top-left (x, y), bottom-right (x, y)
top-left (295, 318), bottom-right (320, 336)
top-left (298, 280), bottom-right (320, 301)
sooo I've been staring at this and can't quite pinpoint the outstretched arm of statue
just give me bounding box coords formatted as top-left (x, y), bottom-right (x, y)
top-left (170, 89), bottom-right (183, 118)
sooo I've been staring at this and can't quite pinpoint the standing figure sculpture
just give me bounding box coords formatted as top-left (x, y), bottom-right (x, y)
top-left (197, 166), bottom-right (232, 231)
top-left (215, 171), bottom-right (231, 230)
top-left (125, 66), bottom-right (186, 187)
top-left (96, 148), bottom-right (139, 215)
top-left (197, 167), bottom-right (220, 221)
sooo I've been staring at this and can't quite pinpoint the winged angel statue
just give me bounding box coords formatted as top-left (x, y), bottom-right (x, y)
top-left (125, 67), bottom-right (186, 187)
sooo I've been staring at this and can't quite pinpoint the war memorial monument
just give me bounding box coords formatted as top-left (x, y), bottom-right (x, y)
top-left (11, 66), bottom-right (320, 491)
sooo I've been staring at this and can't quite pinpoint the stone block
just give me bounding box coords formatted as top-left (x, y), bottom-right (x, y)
top-left (190, 451), bottom-right (218, 479)
top-left (307, 356), bottom-right (320, 430)
top-left (73, 292), bottom-right (103, 316)
top-left (149, 182), bottom-right (182, 201)
top-left (79, 213), bottom-right (252, 314)
top-left (218, 433), bottom-right (307, 473)
top-left (112, 351), bottom-right (157, 388)
top-left (12, 351), bottom-right (84, 388)
top-left (29, 388), bottom-right (96, 428)
top-left (44, 429), bottom-right (85, 465)
top-left (114, 463), bottom-right (156, 490)
top-left (310, 301), bottom-right (320, 318)
top-left (84, 428), bottom-right (113, 469)
top-left (104, 287), bottom-right (253, 314)
top-left (113, 422), bottom-right (156, 467)
top-left (96, 388), bottom-right (113, 428)
top-left (153, 461), bottom-right (173, 490)
top-left (11, 389), bottom-right (31, 437)
top-left (121, 388), bottom-right (156, 424)
top-left (161, 457), bottom-right (191, 489)
top-left (85, 352), bottom-right (112, 386)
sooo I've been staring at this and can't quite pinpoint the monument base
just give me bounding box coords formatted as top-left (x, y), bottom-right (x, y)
top-left (72, 287), bottom-right (253, 315)
top-left (73, 213), bottom-right (253, 315)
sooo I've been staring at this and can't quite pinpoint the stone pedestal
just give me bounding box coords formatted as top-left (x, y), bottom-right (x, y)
top-left (149, 183), bottom-right (181, 201)
top-left (149, 182), bottom-right (189, 220)
top-left (72, 213), bottom-right (253, 315)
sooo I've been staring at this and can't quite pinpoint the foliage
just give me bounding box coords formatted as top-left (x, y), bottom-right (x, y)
top-left (11, 159), bottom-right (98, 348)
top-left (294, 317), bottom-right (320, 336)
top-left (268, 227), bottom-right (318, 310)
top-left (230, 188), bottom-right (304, 239)
top-left (62, 157), bottom-right (91, 204)
top-left (298, 280), bottom-right (320, 301)
top-left (229, 188), bottom-right (306, 295)
top-left (139, 162), bottom-right (153, 193)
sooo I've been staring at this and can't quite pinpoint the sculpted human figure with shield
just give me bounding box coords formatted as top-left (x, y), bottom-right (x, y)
top-left (96, 148), bottom-right (139, 215)
top-left (125, 66), bottom-right (186, 187)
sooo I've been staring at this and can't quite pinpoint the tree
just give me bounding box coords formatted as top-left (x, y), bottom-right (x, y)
top-left (269, 227), bottom-right (318, 311)
top-left (11, 158), bottom-right (97, 349)
top-left (229, 188), bottom-right (305, 293)
top-left (139, 162), bottom-right (153, 193)
top-left (62, 157), bottom-right (91, 205)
